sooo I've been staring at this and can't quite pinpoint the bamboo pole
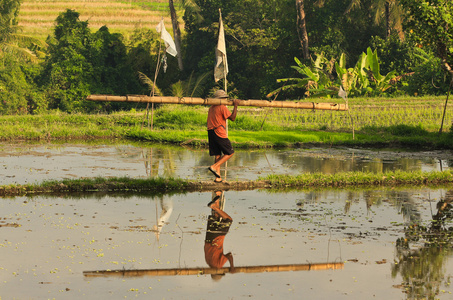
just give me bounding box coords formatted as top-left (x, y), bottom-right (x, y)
top-left (86, 95), bottom-right (348, 111)
top-left (83, 262), bottom-right (344, 278)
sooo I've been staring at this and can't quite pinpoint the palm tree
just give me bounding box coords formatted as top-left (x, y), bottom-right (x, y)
top-left (169, 0), bottom-right (183, 70)
top-left (345, 0), bottom-right (404, 39)
top-left (0, 0), bottom-right (44, 62)
top-left (296, 0), bottom-right (310, 59)
top-left (168, 0), bottom-right (203, 71)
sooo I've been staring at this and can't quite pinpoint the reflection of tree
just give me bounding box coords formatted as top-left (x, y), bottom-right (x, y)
top-left (394, 191), bottom-right (421, 225)
top-left (392, 190), bottom-right (453, 300)
top-left (113, 145), bottom-right (179, 178)
top-left (142, 147), bottom-right (177, 177)
top-left (277, 151), bottom-right (425, 174)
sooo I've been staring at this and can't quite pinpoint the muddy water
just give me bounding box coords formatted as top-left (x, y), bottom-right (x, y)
top-left (0, 142), bottom-right (451, 184)
top-left (1, 188), bottom-right (453, 299)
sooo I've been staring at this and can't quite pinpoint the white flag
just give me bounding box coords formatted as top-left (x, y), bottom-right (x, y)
top-left (338, 86), bottom-right (347, 100)
top-left (156, 19), bottom-right (177, 57)
top-left (214, 11), bottom-right (228, 82)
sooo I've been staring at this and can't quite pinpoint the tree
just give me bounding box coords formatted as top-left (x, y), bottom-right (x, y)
top-left (183, 0), bottom-right (299, 99)
top-left (0, 0), bottom-right (45, 114)
top-left (41, 10), bottom-right (141, 112)
top-left (345, 0), bottom-right (404, 39)
top-left (0, 53), bottom-right (45, 114)
top-left (400, 0), bottom-right (453, 133)
top-left (169, 0), bottom-right (183, 70)
top-left (0, 0), bottom-right (44, 61)
top-left (296, 0), bottom-right (309, 59)
top-left (41, 10), bottom-right (94, 111)
top-left (400, 0), bottom-right (453, 77)
top-left (303, 0), bottom-right (384, 63)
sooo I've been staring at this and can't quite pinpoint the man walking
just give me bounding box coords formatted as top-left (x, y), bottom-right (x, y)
top-left (207, 89), bottom-right (239, 183)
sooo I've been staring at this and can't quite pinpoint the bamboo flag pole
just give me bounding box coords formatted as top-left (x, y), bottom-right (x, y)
top-left (86, 95), bottom-right (348, 111)
top-left (148, 34), bottom-right (163, 130)
top-left (149, 18), bottom-right (178, 130)
top-left (216, 8), bottom-right (229, 180)
top-left (83, 262), bottom-right (344, 278)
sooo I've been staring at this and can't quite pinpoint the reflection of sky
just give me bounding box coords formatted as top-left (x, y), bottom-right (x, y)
top-left (0, 143), bottom-right (451, 184)
top-left (1, 189), bottom-right (452, 299)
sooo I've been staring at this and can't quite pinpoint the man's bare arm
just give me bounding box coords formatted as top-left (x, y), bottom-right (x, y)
top-left (226, 252), bottom-right (235, 273)
top-left (228, 99), bottom-right (240, 121)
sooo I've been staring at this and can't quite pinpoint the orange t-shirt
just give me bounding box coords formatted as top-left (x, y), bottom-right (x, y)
top-left (207, 105), bottom-right (232, 138)
top-left (204, 236), bottom-right (228, 268)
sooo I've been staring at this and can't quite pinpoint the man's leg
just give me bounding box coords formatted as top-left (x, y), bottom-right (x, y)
top-left (210, 153), bottom-right (233, 180)
top-left (208, 198), bottom-right (232, 221)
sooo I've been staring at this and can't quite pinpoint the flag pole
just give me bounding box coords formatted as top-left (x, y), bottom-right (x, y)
top-left (145, 17), bottom-right (178, 130)
top-left (143, 18), bottom-right (164, 130)
top-left (219, 8), bottom-right (229, 179)
top-left (150, 32), bottom-right (164, 130)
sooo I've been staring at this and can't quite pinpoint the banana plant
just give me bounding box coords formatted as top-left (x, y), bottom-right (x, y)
top-left (335, 47), bottom-right (396, 97)
top-left (335, 51), bottom-right (371, 96)
top-left (268, 54), bottom-right (337, 99)
top-left (366, 47), bottom-right (397, 93)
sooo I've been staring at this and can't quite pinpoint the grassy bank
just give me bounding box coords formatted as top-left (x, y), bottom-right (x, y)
top-left (2, 96), bottom-right (452, 149)
top-left (263, 170), bottom-right (453, 188)
top-left (1, 170), bottom-right (452, 197)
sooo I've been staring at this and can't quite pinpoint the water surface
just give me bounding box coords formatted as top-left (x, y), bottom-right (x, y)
top-left (1, 188), bottom-right (452, 299)
top-left (0, 142), bottom-right (451, 184)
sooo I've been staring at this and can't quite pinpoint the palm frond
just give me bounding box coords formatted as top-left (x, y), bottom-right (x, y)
top-left (189, 71), bottom-right (211, 97)
top-left (170, 81), bottom-right (184, 98)
top-left (137, 71), bottom-right (162, 96)
top-left (179, 0), bottom-right (203, 24)
top-left (0, 43), bottom-right (38, 62)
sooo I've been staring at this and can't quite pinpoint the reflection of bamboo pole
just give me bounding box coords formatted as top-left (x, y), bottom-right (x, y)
top-left (86, 95), bottom-right (348, 111)
top-left (83, 262), bottom-right (344, 278)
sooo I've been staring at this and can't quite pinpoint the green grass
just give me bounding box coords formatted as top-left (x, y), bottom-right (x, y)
top-left (1, 170), bottom-right (452, 196)
top-left (1, 98), bottom-right (452, 149)
top-left (0, 176), bottom-right (188, 197)
top-left (262, 170), bottom-right (453, 188)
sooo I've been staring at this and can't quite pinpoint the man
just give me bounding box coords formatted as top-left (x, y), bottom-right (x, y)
top-left (207, 89), bottom-right (240, 183)
top-left (204, 190), bottom-right (235, 275)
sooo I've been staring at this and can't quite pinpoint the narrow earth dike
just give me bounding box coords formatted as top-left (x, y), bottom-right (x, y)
top-left (1, 170), bottom-right (453, 197)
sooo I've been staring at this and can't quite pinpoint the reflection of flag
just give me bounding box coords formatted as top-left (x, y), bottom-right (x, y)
top-left (214, 10), bottom-right (228, 82)
top-left (338, 86), bottom-right (347, 100)
top-left (156, 19), bottom-right (177, 57)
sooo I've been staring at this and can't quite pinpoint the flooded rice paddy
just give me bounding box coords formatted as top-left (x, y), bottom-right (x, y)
top-left (2, 189), bottom-right (453, 299)
top-left (1, 142), bottom-right (453, 299)
top-left (0, 142), bottom-right (452, 185)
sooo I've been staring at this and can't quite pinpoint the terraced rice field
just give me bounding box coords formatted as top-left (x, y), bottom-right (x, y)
top-left (18, 0), bottom-right (175, 40)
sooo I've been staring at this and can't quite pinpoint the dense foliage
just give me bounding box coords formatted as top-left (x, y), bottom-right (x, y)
top-left (400, 0), bottom-right (453, 76)
top-left (40, 10), bottom-right (151, 112)
top-left (0, 0), bottom-right (452, 114)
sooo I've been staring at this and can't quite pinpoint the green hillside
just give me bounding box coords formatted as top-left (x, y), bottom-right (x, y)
top-left (18, 0), bottom-right (175, 40)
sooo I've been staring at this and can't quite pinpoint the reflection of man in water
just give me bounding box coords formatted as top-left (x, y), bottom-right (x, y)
top-left (204, 190), bottom-right (235, 274)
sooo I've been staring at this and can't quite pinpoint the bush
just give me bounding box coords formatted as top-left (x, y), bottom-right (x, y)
top-left (0, 54), bottom-right (45, 114)
top-left (385, 124), bottom-right (428, 136)
top-left (405, 56), bottom-right (450, 96)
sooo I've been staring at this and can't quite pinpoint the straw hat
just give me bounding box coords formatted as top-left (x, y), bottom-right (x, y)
top-left (213, 89), bottom-right (229, 98)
